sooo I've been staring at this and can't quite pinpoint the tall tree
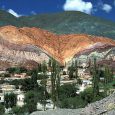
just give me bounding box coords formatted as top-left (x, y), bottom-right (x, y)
top-left (48, 59), bottom-right (52, 68)
top-left (92, 58), bottom-right (99, 97)
top-left (68, 61), bottom-right (74, 79)
top-left (55, 63), bottom-right (61, 107)
top-left (24, 91), bottom-right (37, 113)
top-left (50, 58), bottom-right (60, 109)
top-left (104, 65), bottom-right (113, 84)
top-left (75, 60), bottom-right (78, 80)
top-left (0, 104), bottom-right (5, 115)
top-left (103, 65), bottom-right (113, 96)
top-left (31, 69), bottom-right (38, 90)
top-left (41, 61), bottom-right (47, 111)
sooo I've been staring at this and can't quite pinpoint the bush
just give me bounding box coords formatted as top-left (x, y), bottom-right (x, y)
top-left (60, 96), bottom-right (87, 109)
top-left (80, 87), bottom-right (106, 104)
top-left (6, 67), bottom-right (27, 74)
top-left (80, 87), bottom-right (93, 103)
top-left (12, 106), bottom-right (26, 115)
top-left (58, 84), bottom-right (77, 100)
top-left (0, 104), bottom-right (5, 115)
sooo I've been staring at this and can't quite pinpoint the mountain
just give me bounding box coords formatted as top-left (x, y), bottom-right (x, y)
top-left (0, 10), bottom-right (26, 27)
top-left (19, 11), bottom-right (115, 39)
top-left (0, 26), bottom-right (114, 70)
top-left (0, 10), bottom-right (115, 39)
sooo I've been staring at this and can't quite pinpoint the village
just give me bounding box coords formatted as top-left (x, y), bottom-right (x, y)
top-left (0, 56), bottom-right (114, 114)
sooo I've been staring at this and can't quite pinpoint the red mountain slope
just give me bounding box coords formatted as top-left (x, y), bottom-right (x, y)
top-left (0, 26), bottom-right (114, 66)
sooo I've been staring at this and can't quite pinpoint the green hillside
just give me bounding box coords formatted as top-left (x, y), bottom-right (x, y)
top-left (19, 11), bottom-right (115, 39)
top-left (0, 10), bottom-right (115, 39)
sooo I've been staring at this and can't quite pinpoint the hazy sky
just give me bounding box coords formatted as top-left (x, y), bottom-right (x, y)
top-left (0, 0), bottom-right (115, 21)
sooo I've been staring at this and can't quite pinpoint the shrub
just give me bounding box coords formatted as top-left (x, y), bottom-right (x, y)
top-left (60, 96), bottom-right (87, 109)
top-left (0, 104), bottom-right (5, 115)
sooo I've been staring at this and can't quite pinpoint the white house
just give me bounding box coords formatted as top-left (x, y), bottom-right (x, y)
top-left (17, 93), bottom-right (25, 107)
top-left (37, 100), bottom-right (54, 110)
top-left (0, 93), bottom-right (4, 103)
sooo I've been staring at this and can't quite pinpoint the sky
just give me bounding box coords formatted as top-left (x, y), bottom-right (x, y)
top-left (0, 0), bottom-right (115, 21)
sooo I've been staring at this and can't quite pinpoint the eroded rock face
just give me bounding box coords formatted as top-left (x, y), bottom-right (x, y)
top-left (0, 25), bottom-right (115, 69)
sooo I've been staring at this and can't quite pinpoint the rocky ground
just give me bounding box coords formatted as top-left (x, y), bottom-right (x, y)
top-left (31, 92), bottom-right (115, 115)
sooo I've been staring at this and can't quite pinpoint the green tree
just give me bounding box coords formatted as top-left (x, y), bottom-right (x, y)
top-left (38, 64), bottom-right (42, 72)
top-left (4, 93), bottom-right (9, 109)
top-left (58, 84), bottom-right (77, 101)
top-left (92, 58), bottom-right (99, 97)
top-left (68, 61), bottom-right (75, 79)
top-left (80, 87), bottom-right (94, 103)
top-left (24, 91), bottom-right (38, 113)
top-left (104, 65), bottom-right (113, 84)
top-left (48, 59), bottom-right (52, 67)
top-left (30, 69), bottom-right (39, 90)
top-left (12, 106), bottom-right (26, 115)
top-left (21, 78), bottom-right (32, 91)
top-left (60, 96), bottom-right (86, 109)
top-left (4, 93), bottom-right (17, 108)
top-left (41, 61), bottom-right (47, 111)
top-left (103, 65), bottom-right (113, 96)
top-left (0, 104), bottom-right (5, 115)
top-left (50, 59), bottom-right (60, 109)
top-left (75, 60), bottom-right (78, 79)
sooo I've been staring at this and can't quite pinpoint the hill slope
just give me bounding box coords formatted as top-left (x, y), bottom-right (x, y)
top-left (0, 10), bottom-right (26, 27)
top-left (0, 10), bottom-right (115, 39)
top-left (19, 11), bottom-right (115, 39)
top-left (0, 26), bottom-right (114, 68)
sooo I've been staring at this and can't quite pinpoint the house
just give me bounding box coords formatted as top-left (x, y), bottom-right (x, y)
top-left (13, 73), bottom-right (27, 78)
top-left (0, 84), bottom-right (16, 94)
top-left (17, 92), bottom-right (25, 107)
top-left (0, 84), bottom-right (25, 107)
top-left (82, 80), bottom-right (92, 85)
top-left (37, 100), bottom-right (54, 110)
top-left (0, 93), bottom-right (4, 103)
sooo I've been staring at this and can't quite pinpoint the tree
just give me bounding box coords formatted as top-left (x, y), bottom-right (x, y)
top-left (50, 58), bottom-right (61, 109)
top-left (21, 69), bottom-right (39, 91)
top-left (103, 65), bottom-right (113, 96)
top-left (60, 96), bottom-right (86, 109)
top-left (38, 64), bottom-right (42, 72)
top-left (12, 106), bottom-right (26, 115)
top-left (6, 67), bottom-right (27, 74)
top-left (4, 93), bottom-right (17, 108)
top-left (104, 65), bottom-right (113, 84)
top-left (48, 59), bottom-right (52, 67)
top-left (24, 91), bottom-right (38, 113)
top-left (80, 87), bottom-right (94, 103)
top-left (0, 104), bottom-right (5, 115)
top-left (4, 93), bottom-right (9, 109)
top-left (92, 58), bottom-right (99, 97)
top-left (41, 61), bottom-right (47, 111)
top-left (21, 78), bottom-right (32, 91)
top-left (30, 69), bottom-right (39, 90)
top-left (68, 61), bottom-right (75, 79)
top-left (58, 84), bottom-right (77, 101)
top-left (75, 60), bottom-right (78, 79)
